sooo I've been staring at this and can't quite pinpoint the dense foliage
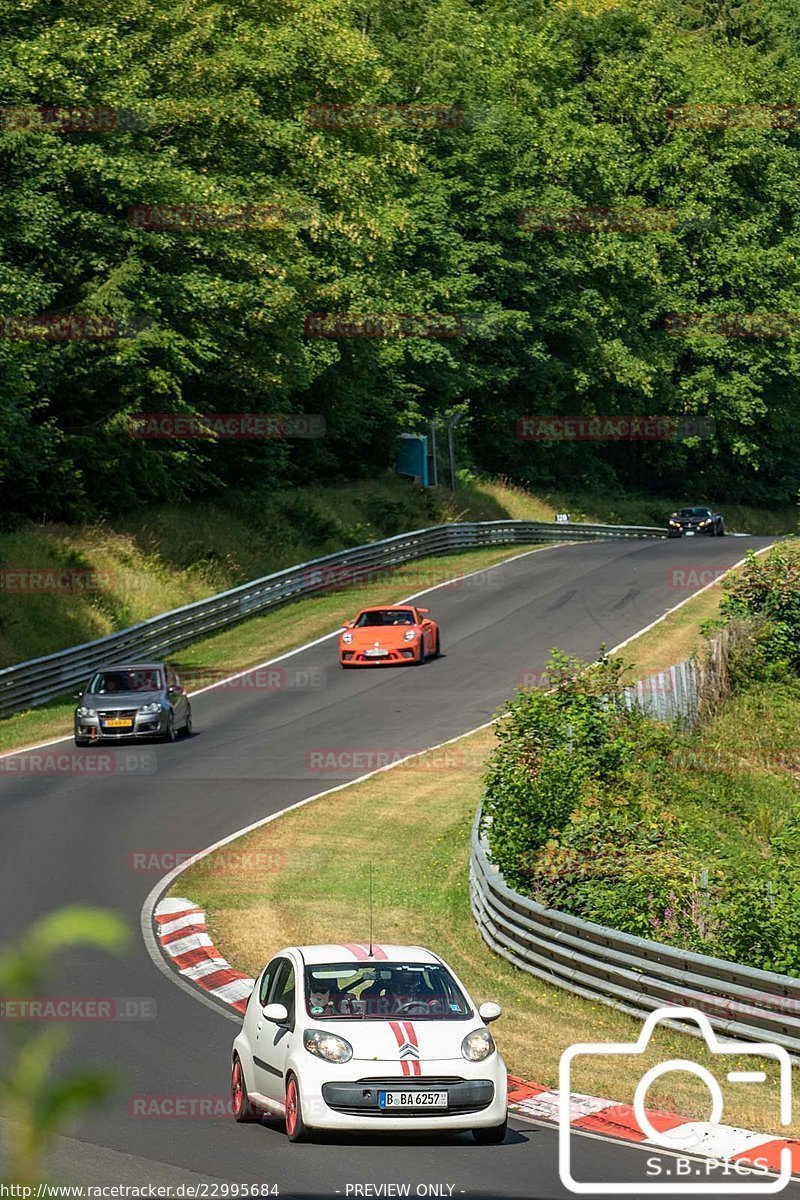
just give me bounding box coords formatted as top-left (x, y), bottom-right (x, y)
top-left (483, 649), bottom-right (800, 974)
top-left (3, 0), bottom-right (800, 521)
top-left (708, 543), bottom-right (800, 680)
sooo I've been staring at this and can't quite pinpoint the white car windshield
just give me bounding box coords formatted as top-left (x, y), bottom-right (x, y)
top-left (305, 962), bottom-right (472, 1020)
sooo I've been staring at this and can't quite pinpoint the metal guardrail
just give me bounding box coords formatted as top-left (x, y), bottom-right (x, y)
top-left (470, 813), bottom-right (800, 1054)
top-left (0, 518), bottom-right (664, 719)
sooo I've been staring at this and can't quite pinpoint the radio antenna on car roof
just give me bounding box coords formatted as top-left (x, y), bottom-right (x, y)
top-left (368, 862), bottom-right (374, 957)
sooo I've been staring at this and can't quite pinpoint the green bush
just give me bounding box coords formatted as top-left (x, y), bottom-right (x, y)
top-left (709, 545), bottom-right (800, 680)
top-left (482, 648), bottom-right (800, 974)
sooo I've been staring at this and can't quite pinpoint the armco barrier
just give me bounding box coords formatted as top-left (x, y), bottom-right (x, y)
top-left (0, 518), bottom-right (664, 719)
top-left (470, 813), bottom-right (800, 1055)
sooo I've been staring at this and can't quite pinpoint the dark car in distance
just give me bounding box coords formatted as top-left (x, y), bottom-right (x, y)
top-left (667, 506), bottom-right (725, 538)
top-left (74, 661), bottom-right (192, 746)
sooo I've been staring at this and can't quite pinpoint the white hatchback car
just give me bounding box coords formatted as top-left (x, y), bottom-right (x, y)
top-left (231, 943), bottom-right (508, 1142)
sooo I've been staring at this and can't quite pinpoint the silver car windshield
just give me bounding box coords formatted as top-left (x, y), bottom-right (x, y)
top-left (88, 669), bottom-right (163, 693)
top-left (304, 962), bottom-right (472, 1020)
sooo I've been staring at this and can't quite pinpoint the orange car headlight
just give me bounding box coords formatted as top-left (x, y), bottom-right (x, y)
top-left (403, 630), bottom-right (417, 641)
top-left (342, 632), bottom-right (353, 644)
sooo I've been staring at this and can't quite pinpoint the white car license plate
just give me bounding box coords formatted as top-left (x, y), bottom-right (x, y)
top-left (365, 648), bottom-right (388, 657)
top-left (685, 530), bottom-right (695, 536)
top-left (378, 1090), bottom-right (448, 1108)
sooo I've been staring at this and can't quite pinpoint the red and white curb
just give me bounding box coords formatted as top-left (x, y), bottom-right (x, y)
top-left (154, 897), bottom-right (799, 1173)
top-left (507, 1079), bottom-right (800, 1175)
top-left (154, 897), bottom-right (254, 1015)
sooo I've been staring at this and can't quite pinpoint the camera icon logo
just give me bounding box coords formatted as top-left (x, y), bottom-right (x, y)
top-left (558, 1006), bottom-right (793, 1194)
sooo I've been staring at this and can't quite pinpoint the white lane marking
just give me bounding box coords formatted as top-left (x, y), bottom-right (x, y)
top-left (1, 543), bottom-right (565, 759)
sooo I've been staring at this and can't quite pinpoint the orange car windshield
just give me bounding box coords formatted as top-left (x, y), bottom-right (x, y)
top-left (354, 610), bottom-right (415, 627)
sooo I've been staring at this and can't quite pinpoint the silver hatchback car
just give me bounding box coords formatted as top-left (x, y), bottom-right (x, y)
top-left (73, 662), bottom-right (192, 746)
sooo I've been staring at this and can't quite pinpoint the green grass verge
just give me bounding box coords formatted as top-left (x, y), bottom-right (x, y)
top-left (0, 543), bottom-right (547, 752)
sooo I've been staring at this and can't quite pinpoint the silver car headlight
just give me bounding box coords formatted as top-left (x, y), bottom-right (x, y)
top-left (341, 632), bottom-right (353, 644)
top-left (138, 702), bottom-right (162, 714)
top-left (403, 629), bottom-right (417, 641)
top-left (303, 1029), bottom-right (353, 1064)
top-left (461, 1027), bottom-right (495, 1062)
top-left (76, 707), bottom-right (97, 718)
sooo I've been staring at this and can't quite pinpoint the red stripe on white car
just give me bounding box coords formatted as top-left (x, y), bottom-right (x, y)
top-left (340, 943), bottom-right (369, 960)
top-left (339, 942), bottom-right (389, 961)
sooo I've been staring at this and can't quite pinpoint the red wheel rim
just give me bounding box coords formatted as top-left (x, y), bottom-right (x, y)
top-left (286, 1078), bottom-right (297, 1136)
top-left (232, 1061), bottom-right (243, 1115)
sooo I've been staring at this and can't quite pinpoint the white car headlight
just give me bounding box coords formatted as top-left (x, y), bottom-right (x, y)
top-left (76, 707), bottom-right (97, 718)
top-left (461, 1027), bottom-right (495, 1062)
top-left (403, 629), bottom-right (417, 641)
top-left (342, 632), bottom-right (353, 644)
top-left (139, 702), bottom-right (162, 714)
top-left (303, 1029), bottom-right (353, 1064)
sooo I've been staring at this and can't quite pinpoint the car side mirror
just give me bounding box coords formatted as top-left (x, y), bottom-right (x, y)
top-left (262, 1002), bottom-right (289, 1023)
top-left (478, 1001), bottom-right (502, 1023)
top-left (417, 608), bottom-right (429, 615)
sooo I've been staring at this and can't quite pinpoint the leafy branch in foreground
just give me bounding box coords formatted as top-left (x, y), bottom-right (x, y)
top-left (0, 906), bottom-right (128, 1183)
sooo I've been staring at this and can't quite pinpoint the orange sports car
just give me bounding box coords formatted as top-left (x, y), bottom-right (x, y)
top-left (339, 605), bottom-right (441, 667)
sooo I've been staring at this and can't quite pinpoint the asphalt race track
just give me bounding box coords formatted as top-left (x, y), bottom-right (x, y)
top-left (3, 534), bottom-right (797, 1200)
